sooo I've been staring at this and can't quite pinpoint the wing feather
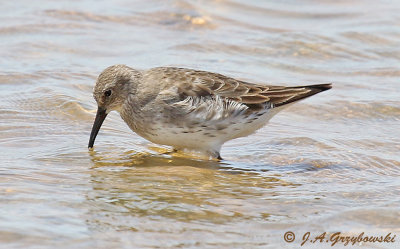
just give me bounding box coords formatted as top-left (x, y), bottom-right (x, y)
top-left (156, 67), bottom-right (331, 110)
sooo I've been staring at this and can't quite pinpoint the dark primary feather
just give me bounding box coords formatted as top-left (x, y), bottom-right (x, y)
top-left (158, 67), bottom-right (331, 110)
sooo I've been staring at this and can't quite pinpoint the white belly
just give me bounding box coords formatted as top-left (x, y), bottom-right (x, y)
top-left (140, 108), bottom-right (279, 152)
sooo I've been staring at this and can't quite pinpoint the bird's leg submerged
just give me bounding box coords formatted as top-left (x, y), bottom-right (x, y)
top-left (207, 150), bottom-right (223, 161)
top-left (166, 147), bottom-right (223, 161)
top-left (160, 148), bottom-right (178, 156)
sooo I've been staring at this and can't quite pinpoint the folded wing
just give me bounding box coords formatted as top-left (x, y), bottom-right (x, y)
top-left (168, 68), bottom-right (331, 111)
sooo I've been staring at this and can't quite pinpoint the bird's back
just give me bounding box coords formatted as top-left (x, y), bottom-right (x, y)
top-left (145, 67), bottom-right (331, 110)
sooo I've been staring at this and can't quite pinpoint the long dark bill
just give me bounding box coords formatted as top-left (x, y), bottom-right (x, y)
top-left (88, 107), bottom-right (108, 148)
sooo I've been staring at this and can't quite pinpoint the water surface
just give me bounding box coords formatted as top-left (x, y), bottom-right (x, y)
top-left (1, 0), bottom-right (399, 248)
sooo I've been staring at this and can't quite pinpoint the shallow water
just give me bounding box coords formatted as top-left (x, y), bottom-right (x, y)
top-left (1, 0), bottom-right (399, 248)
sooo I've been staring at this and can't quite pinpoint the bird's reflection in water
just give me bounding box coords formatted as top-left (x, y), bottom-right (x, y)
top-left (88, 146), bottom-right (226, 169)
top-left (85, 147), bottom-right (292, 234)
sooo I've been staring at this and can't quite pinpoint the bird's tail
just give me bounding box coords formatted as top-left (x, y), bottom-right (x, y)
top-left (270, 83), bottom-right (332, 107)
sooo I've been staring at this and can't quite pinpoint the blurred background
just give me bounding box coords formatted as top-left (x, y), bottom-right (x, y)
top-left (0, 0), bottom-right (399, 248)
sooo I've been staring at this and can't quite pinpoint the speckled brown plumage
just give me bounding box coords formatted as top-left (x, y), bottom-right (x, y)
top-left (88, 64), bottom-right (331, 159)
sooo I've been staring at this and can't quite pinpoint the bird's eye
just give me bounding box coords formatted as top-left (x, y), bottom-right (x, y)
top-left (104, 90), bottom-right (112, 97)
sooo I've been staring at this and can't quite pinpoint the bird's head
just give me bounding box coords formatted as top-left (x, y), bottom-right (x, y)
top-left (88, 64), bottom-right (141, 148)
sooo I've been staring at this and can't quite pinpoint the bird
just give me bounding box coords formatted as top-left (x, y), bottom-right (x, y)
top-left (88, 64), bottom-right (331, 160)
